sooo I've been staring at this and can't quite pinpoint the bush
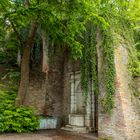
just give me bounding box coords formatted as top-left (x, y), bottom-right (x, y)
top-left (0, 91), bottom-right (39, 133)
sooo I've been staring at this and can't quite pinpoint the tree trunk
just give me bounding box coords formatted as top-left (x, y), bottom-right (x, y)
top-left (15, 45), bottom-right (31, 105)
top-left (15, 0), bottom-right (38, 106)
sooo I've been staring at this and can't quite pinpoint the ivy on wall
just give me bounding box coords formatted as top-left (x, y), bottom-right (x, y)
top-left (128, 29), bottom-right (140, 77)
top-left (101, 29), bottom-right (115, 114)
top-left (80, 23), bottom-right (115, 114)
top-left (80, 24), bottom-right (98, 101)
top-left (80, 14), bottom-right (140, 113)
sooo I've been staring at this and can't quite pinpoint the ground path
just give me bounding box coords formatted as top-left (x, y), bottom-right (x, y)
top-left (0, 130), bottom-right (98, 140)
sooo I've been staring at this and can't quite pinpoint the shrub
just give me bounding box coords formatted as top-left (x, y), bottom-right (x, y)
top-left (0, 91), bottom-right (39, 133)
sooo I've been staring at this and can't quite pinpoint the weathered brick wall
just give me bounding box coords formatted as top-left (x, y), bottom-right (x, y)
top-left (25, 47), bottom-right (65, 117)
top-left (24, 50), bottom-right (79, 121)
top-left (99, 45), bottom-right (140, 140)
top-left (44, 51), bottom-right (64, 117)
top-left (25, 44), bottom-right (140, 139)
top-left (25, 71), bottom-right (46, 115)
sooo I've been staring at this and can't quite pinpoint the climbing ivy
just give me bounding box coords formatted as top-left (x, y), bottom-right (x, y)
top-left (101, 29), bottom-right (115, 114)
top-left (80, 25), bottom-right (116, 114)
top-left (79, 0), bottom-right (140, 114)
top-left (80, 24), bottom-right (98, 101)
top-left (128, 29), bottom-right (140, 77)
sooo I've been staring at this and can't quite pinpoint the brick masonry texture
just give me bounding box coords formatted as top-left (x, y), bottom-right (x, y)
top-left (25, 71), bottom-right (46, 115)
top-left (98, 45), bottom-right (140, 140)
top-left (23, 45), bottom-right (140, 140)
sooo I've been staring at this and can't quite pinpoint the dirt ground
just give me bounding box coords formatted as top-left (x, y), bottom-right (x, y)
top-left (0, 130), bottom-right (98, 140)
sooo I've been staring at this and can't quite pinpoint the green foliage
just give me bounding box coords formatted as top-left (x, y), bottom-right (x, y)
top-left (80, 24), bottom-right (98, 100)
top-left (129, 29), bottom-right (140, 77)
top-left (0, 69), bottom-right (20, 91)
top-left (101, 29), bottom-right (115, 114)
top-left (2, 70), bottom-right (20, 81)
top-left (80, 0), bottom-right (140, 114)
top-left (0, 32), bottom-right (19, 66)
top-left (129, 58), bottom-right (140, 77)
top-left (0, 0), bottom-right (118, 60)
top-left (0, 90), bottom-right (39, 133)
top-left (0, 68), bottom-right (38, 133)
top-left (81, 26), bottom-right (116, 114)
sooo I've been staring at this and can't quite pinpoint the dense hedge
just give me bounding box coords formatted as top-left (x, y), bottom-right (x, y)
top-left (0, 90), bottom-right (39, 133)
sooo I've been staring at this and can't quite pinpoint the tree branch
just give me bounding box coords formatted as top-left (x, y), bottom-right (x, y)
top-left (26, 20), bottom-right (38, 46)
top-left (23, 0), bottom-right (39, 46)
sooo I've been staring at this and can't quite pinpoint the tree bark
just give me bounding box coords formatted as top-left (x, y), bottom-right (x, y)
top-left (15, 21), bottom-right (38, 105)
top-left (15, 0), bottom-right (39, 106)
top-left (16, 45), bottom-right (31, 105)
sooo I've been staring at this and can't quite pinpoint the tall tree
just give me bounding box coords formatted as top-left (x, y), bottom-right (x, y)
top-left (0, 0), bottom-right (103, 105)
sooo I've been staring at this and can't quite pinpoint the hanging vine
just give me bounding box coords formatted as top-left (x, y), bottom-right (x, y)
top-left (80, 24), bottom-right (98, 102)
top-left (80, 23), bottom-right (116, 114)
top-left (101, 29), bottom-right (116, 114)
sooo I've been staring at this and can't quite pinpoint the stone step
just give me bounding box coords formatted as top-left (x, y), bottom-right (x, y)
top-left (61, 127), bottom-right (74, 132)
top-left (61, 125), bottom-right (88, 133)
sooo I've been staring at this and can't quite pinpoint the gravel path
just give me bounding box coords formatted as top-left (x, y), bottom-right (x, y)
top-left (0, 130), bottom-right (98, 140)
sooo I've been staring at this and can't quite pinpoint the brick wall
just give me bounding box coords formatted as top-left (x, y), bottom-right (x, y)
top-left (25, 71), bottom-right (46, 115)
top-left (25, 47), bottom-right (65, 117)
top-left (24, 44), bottom-right (140, 139)
top-left (44, 53), bottom-right (64, 117)
top-left (99, 45), bottom-right (140, 140)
